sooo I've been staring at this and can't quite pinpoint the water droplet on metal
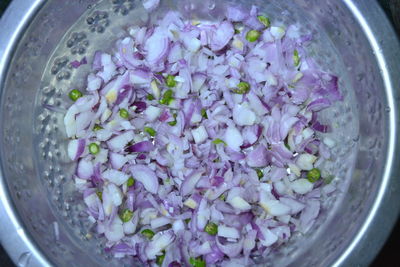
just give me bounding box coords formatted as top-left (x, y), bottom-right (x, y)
top-left (17, 252), bottom-right (31, 267)
top-left (385, 106), bottom-right (391, 112)
top-left (87, 4), bottom-right (92, 9)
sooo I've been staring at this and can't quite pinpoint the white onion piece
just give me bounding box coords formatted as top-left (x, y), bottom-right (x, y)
top-left (145, 230), bottom-right (175, 259)
top-left (181, 171), bottom-right (203, 196)
top-left (218, 225), bottom-right (240, 239)
top-left (144, 28), bottom-right (169, 66)
top-left (68, 139), bottom-right (85, 161)
top-left (233, 104), bottom-right (256, 126)
top-left (144, 105), bottom-right (162, 121)
top-left (224, 126), bottom-right (243, 151)
top-left (102, 169), bottom-right (130, 186)
top-left (191, 126), bottom-right (208, 144)
top-left (77, 158), bottom-right (93, 179)
top-left (291, 179), bottom-right (313, 194)
top-left (296, 153), bottom-right (317, 170)
top-left (259, 228), bottom-right (278, 247)
top-left (105, 217), bottom-right (124, 242)
top-left (151, 217), bottom-right (172, 229)
top-left (130, 165), bottom-right (159, 194)
top-left (107, 131), bottom-right (134, 152)
top-left (87, 73), bottom-right (102, 91)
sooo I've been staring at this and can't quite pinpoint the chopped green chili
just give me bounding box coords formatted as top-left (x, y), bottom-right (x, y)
top-left (256, 169), bottom-right (264, 179)
top-left (201, 108), bottom-right (208, 119)
top-left (156, 253), bottom-right (165, 266)
top-left (93, 124), bottom-right (103, 131)
top-left (233, 81), bottom-right (250, 94)
top-left (147, 94), bottom-right (155, 101)
top-left (119, 108), bottom-right (129, 119)
top-left (119, 209), bottom-right (134, 222)
top-left (212, 138), bottom-right (227, 146)
top-left (189, 256), bottom-right (206, 267)
top-left (68, 89), bottom-right (83, 101)
top-left (89, 143), bottom-right (100, 155)
top-left (246, 30), bottom-right (261, 42)
top-left (166, 75), bottom-right (177, 87)
top-left (293, 49), bottom-right (300, 67)
top-left (204, 222), bottom-right (218, 235)
top-left (127, 177), bottom-right (135, 187)
top-left (144, 127), bottom-right (156, 137)
top-left (307, 168), bottom-right (321, 183)
top-left (258, 15), bottom-right (271, 28)
top-left (141, 229), bottom-right (155, 239)
top-left (159, 89), bottom-right (174, 105)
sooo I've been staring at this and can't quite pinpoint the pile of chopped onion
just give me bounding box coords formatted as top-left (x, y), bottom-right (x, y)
top-left (64, 2), bottom-right (341, 266)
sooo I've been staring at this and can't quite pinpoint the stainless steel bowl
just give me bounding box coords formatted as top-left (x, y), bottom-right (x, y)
top-left (0, 0), bottom-right (399, 266)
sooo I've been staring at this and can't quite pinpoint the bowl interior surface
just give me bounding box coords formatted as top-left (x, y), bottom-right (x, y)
top-left (0, 0), bottom-right (392, 266)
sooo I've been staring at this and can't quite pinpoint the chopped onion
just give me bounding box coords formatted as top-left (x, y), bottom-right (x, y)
top-left (64, 4), bottom-right (342, 265)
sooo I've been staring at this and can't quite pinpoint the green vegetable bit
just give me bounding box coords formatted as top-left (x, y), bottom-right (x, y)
top-left (68, 89), bottom-right (83, 101)
top-left (256, 169), bottom-right (264, 179)
top-left (89, 143), bottom-right (100, 155)
top-left (184, 218), bottom-right (191, 224)
top-left (307, 168), bottom-right (321, 183)
top-left (189, 257), bottom-right (206, 267)
top-left (127, 177), bottom-right (135, 187)
top-left (258, 15), bottom-right (271, 28)
top-left (212, 138), bottom-right (227, 146)
top-left (293, 49), bottom-right (300, 67)
top-left (144, 126), bottom-right (157, 137)
top-left (219, 194), bottom-right (226, 201)
top-left (156, 253), bottom-right (165, 266)
top-left (284, 142), bottom-right (291, 150)
top-left (201, 108), bottom-right (208, 119)
top-left (141, 229), bottom-right (155, 239)
top-left (204, 222), bottom-right (218, 235)
top-left (159, 89), bottom-right (174, 105)
top-left (93, 124), bottom-right (103, 131)
top-left (120, 209), bottom-right (134, 222)
top-left (245, 30), bottom-right (261, 42)
top-left (168, 113), bottom-right (178, 126)
top-left (233, 81), bottom-right (250, 94)
top-left (96, 191), bottom-right (102, 201)
top-left (166, 75), bottom-right (177, 87)
top-left (147, 94), bottom-right (155, 100)
top-left (119, 108), bottom-right (129, 119)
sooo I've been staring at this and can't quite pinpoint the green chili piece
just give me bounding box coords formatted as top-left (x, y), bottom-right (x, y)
top-left (212, 138), bottom-right (227, 146)
top-left (293, 49), bottom-right (300, 67)
top-left (246, 30), bottom-right (261, 42)
top-left (141, 229), bottom-right (155, 239)
top-left (233, 81), bottom-right (250, 94)
top-left (166, 75), bottom-right (177, 88)
top-left (258, 15), bottom-right (271, 28)
top-left (120, 209), bottom-right (134, 222)
top-left (201, 108), bottom-right (208, 119)
top-left (307, 168), bottom-right (321, 183)
top-left (189, 257), bottom-right (206, 267)
top-left (204, 222), bottom-right (218, 236)
top-left (256, 169), bottom-right (264, 179)
top-left (68, 89), bottom-right (83, 101)
top-left (119, 108), bottom-right (129, 119)
top-left (127, 177), bottom-right (135, 187)
top-left (144, 127), bottom-right (156, 137)
top-left (89, 143), bottom-right (100, 155)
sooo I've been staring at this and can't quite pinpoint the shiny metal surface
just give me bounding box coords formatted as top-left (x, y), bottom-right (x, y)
top-left (0, 0), bottom-right (399, 266)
